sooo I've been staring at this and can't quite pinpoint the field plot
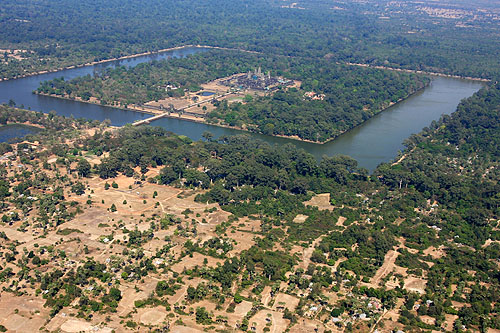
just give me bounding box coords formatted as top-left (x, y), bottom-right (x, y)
top-left (290, 319), bottom-right (330, 333)
top-left (304, 193), bottom-right (334, 211)
top-left (0, 150), bottom-right (239, 333)
top-left (226, 229), bottom-right (257, 255)
top-left (403, 277), bottom-right (427, 294)
top-left (80, 174), bottom-right (184, 216)
top-left (118, 277), bottom-right (159, 313)
top-left (59, 319), bottom-right (114, 333)
top-left (272, 293), bottom-right (300, 312)
top-left (0, 294), bottom-right (49, 332)
top-left (170, 252), bottom-right (223, 273)
top-left (171, 325), bottom-right (205, 333)
top-left (137, 308), bottom-right (167, 325)
top-left (249, 309), bottom-right (288, 333)
top-left (293, 214), bottom-right (309, 223)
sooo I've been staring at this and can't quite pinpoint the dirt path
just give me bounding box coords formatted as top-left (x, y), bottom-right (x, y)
top-left (262, 293), bottom-right (272, 308)
top-left (370, 249), bottom-right (400, 287)
top-left (173, 289), bottom-right (187, 304)
top-left (223, 282), bottom-right (240, 312)
top-left (482, 238), bottom-right (500, 248)
top-left (272, 311), bottom-right (278, 333)
top-left (332, 258), bottom-right (347, 271)
top-left (370, 309), bottom-right (388, 333)
top-left (96, 239), bottom-right (115, 260)
top-left (391, 148), bottom-right (415, 166)
top-left (300, 234), bottom-right (328, 270)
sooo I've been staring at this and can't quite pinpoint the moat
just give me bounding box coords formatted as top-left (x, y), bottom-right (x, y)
top-left (0, 47), bottom-right (483, 172)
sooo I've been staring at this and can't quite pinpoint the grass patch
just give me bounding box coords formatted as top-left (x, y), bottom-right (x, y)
top-left (56, 228), bottom-right (83, 236)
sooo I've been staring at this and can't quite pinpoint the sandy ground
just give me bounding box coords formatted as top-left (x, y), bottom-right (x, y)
top-left (293, 214), bottom-right (309, 223)
top-left (225, 300), bottom-right (254, 328)
top-left (170, 325), bottom-right (205, 333)
top-left (370, 250), bottom-right (400, 286)
top-left (403, 276), bottom-right (427, 294)
top-left (138, 308), bottom-right (167, 325)
top-left (0, 48), bottom-right (29, 61)
top-left (290, 319), bottom-right (329, 333)
top-left (0, 134), bottom-right (466, 332)
top-left (337, 216), bottom-right (347, 226)
top-left (0, 294), bottom-right (49, 332)
top-left (423, 245), bottom-right (446, 259)
top-left (482, 238), bottom-right (500, 248)
top-left (249, 309), bottom-right (288, 333)
top-left (0, 156), bottom-right (239, 332)
top-left (118, 277), bottom-right (159, 315)
top-left (272, 293), bottom-right (300, 312)
top-left (226, 229), bottom-right (257, 256)
top-left (299, 233), bottom-right (330, 270)
top-left (304, 193), bottom-right (334, 211)
top-left (170, 252), bottom-right (224, 273)
top-left (59, 319), bottom-right (114, 333)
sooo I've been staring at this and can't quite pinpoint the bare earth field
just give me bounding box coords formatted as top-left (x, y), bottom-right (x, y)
top-left (304, 193), bottom-right (334, 211)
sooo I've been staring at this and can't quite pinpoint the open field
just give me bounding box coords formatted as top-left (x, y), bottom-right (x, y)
top-left (304, 193), bottom-right (334, 211)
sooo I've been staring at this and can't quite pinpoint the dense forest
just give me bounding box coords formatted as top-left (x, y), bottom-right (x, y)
top-left (1, 0), bottom-right (500, 79)
top-left (37, 50), bottom-right (429, 142)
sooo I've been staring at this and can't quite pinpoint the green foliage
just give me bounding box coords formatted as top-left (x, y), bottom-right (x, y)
top-left (125, 321), bottom-right (137, 328)
top-left (155, 280), bottom-right (181, 297)
top-left (243, 246), bottom-right (295, 281)
top-left (0, 69), bottom-right (498, 330)
top-left (376, 82), bottom-right (500, 249)
top-left (234, 293), bottom-right (243, 304)
top-left (71, 182), bottom-right (85, 195)
top-left (56, 228), bottom-right (83, 236)
top-left (195, 307), bottom-right (212, 325)
top-left (76, 158), bottom-right (91, 177)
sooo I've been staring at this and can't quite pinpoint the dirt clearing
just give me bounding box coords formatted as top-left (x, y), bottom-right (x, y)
top-left (304, 193), bottom-right (334, 210)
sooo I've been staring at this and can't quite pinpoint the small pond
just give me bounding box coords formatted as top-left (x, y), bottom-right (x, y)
top-left (0, 124), bottom-right (42, 143)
